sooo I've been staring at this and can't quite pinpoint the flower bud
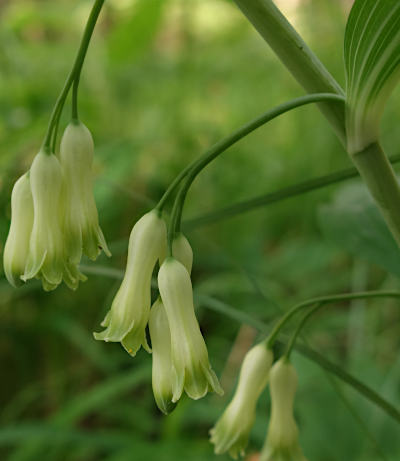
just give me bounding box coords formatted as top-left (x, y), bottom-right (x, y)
top-left (149, 298), bottom-right (177, 415)
top-left (60, 121), bottom-right (110, 263)
top-left (3, 173), bottom-right (34, 287)
top-left (94, 210), bottom-right (167, 356)
top-left (158, 257), bottom-right (223, 401)
top-left (210, 344), bottom-right (273, 459)
top-left (22, 151), bottom-right (76, 291)
top-left (260, 359), bottom-right (307, 461)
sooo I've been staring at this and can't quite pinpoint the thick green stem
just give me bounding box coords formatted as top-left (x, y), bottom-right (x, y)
top-left (351, 142), bottom-right (400, 247)
top-left (42, 0), bottom-right (104, 151)
top-left (232, 0), bottom-right (346, 143)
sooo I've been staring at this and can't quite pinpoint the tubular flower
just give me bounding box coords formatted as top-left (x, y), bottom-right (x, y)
top-left (158, 257), bottom-right (223, 402)
top-left (22, 150), bottom-right (79, 291)
top-left (94, 210), bottom-right (167, 356)
top-left (3, 173), bottom-right (34, 287)
top-left (60, 121), bottom-right (110, 263)
top-left (210, 344), bottom-right (274, 459)
top-left (149, 234), bottom-right (193, 414)
top-left (260, 359), bottom-right (308, 461)
top-left (149, 298), bottom-right (177, 415)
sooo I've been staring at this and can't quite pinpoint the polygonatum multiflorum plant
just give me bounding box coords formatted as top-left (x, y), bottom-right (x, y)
top-left (3, 0), bottom-right (400, 459)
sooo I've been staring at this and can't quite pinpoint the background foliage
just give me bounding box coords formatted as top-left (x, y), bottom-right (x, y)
top-left (0, 0), bottom-right (399, 460)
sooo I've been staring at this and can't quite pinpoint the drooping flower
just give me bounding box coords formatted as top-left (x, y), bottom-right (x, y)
top-left (22, 150), bottom-right (83, 291)
top-left (149, 297), bottom-right (177, 415)
top-left (260, 359), bottom-right (308, 461)
top-left (3, 173), bottom-right (34, 287)
top-left (148, 233), bottom-right (193, 414)
top-left (158, 257), bottom-right (223, 401)
top-left (210, 343), bottom-right (273, 459)
top-left (60, 121), bottom-right (110, 263)
top-left (94, 210), bottom-right (167, 356)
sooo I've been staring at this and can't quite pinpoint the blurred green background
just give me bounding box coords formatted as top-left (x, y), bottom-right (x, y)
top-left (1, 0), bottom-right (400, 460)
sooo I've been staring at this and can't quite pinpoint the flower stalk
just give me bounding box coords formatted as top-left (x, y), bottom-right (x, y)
top-left (232, 0), bottom-right (346, 142)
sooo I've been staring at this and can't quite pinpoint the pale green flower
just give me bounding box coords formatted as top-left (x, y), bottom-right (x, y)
top-left (60, 121), bottom-right (110, 263)
top-left (160, 232), bottom-right (193, 273)
top-left (149, 233), bottom-right (193, 414)
top-left (210, 343), bottom-right (273, 459)
top-left (94, 210), bottom-right (167, 356)
top-left (22, 150), bottom-right (84, 291)
top-left (3, 173), bottom-right (34, 287)
top-left (149, 298), bottom-right (177, 415)
top-left (172, 233), bottom-right (193, 273)
top-left (260, 359), bottom-right (308, 461)
top-left (158, 257), bottom-right (223, 401)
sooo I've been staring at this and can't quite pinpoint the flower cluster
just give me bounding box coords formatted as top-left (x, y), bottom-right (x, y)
top-left (3, 121), bottom-right (110, 291)
top-left (94, 211), bottom-right (223, 412)
top-left (210, 351), bottom-right (307, 461)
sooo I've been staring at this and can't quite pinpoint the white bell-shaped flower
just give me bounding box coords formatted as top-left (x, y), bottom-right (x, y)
top-left (158, 257), bottom-right (223, 401)
top-left (60, 121), bottom-right (110, 263)
top-left (260, 359), bottom-right (308, 461)
top-left (149, 233), bottom-right (193, 414)
top-left (210, 343), bottom-right (273, 459)
top-left (22, 150), bottom-right (80, 291)
top-left (94, 210), bottom-right (167, 356)
top-left (3, 173), bottom-right (34, 287)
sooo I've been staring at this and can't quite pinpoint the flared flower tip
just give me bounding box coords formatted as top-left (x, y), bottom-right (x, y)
top-left (3, 173), bottom-right (34, 287)
top-left (210, 409), bottom-right (252, 459)
top-left (210, 344), bottom-right (273, 459)
top-left (158, 257), bottom-right (223, 402)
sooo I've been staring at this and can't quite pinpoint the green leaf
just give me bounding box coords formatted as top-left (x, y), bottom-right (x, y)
top-left (344, 0), bottom-right (400, 153)
top-left (318, 181), bottom-right (400, 276)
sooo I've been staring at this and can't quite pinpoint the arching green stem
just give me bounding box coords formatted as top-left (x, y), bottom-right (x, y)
top-left (41, 0), bottom-right (105, 153)
top-left (265, 291), bottom-right (400, 350)
top-left (161, 93), bottom-right (344, 248)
